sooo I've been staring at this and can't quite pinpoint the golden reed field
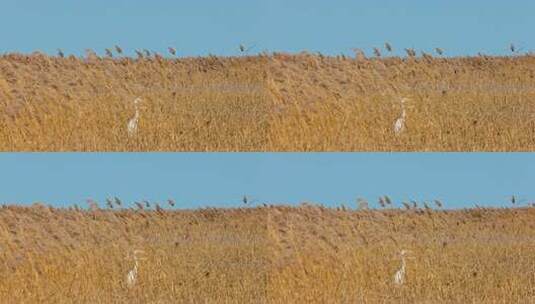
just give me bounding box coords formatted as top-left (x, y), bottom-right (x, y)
top-left (0, 51), bottom-right (534, 151)
top-left (1, 203), bottom-right (534, 303)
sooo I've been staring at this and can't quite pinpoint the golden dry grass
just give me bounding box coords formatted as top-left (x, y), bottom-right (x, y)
top-left (1, 203), bottom-right (534, 303)
top-left (1, 52), bottom-right (534, 151)
top-left (0, 204), bottom-right (268, 303)
top-left (266, 204), bottom-right (535, 303)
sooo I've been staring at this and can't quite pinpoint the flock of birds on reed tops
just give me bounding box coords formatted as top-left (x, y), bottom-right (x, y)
top-left (57, 41), bottom-right (527, 64)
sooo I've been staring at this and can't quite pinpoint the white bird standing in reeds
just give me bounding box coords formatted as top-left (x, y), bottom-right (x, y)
top-left (127, 97), bottom-right (142, 137)
top-left (393, 98), bottom-right (408, 135)
top-left (126, 250), bottom-right (144, 288)
top-left (393, 249), bottom-right (409, 286)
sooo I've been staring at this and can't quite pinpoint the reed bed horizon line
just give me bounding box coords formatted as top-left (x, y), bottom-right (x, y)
top-left (4, 42), bottom-right (533, 59)
top-left (2, 198), bottom-right (533, 212)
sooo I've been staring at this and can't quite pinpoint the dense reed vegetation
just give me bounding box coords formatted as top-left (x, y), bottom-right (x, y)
top-left (1, 52), bottom-right (534, 151)
top-left (1, 203), bottom-right (534, 303)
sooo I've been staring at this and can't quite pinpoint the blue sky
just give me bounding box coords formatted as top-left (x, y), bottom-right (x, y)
top-left (1, 153), bottom-right (533, 209)
top-left (1, 1), bottom-right (534, 57)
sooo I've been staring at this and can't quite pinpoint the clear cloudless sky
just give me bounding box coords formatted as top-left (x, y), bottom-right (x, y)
top-left (1, 153), bottom-right (533, 209)
top-left (0, 0), bottom-right (534, 57)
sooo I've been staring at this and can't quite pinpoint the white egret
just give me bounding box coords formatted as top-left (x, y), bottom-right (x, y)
top-left (393, 249), bottom-right (409, 286)
top-left (393, 98), bottom-right (408, 135)
top-left (127, 97), bottom-right (142, 137)
top-left (126, 250), bottom-right (144, 288)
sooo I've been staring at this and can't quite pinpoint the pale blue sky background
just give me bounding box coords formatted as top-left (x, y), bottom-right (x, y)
top-left (1, 1), bottom-right (534, 57)
top-left (1, 3), bottom-right (534, 210)
top-left (1, 153), bottom-right (533, 209)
